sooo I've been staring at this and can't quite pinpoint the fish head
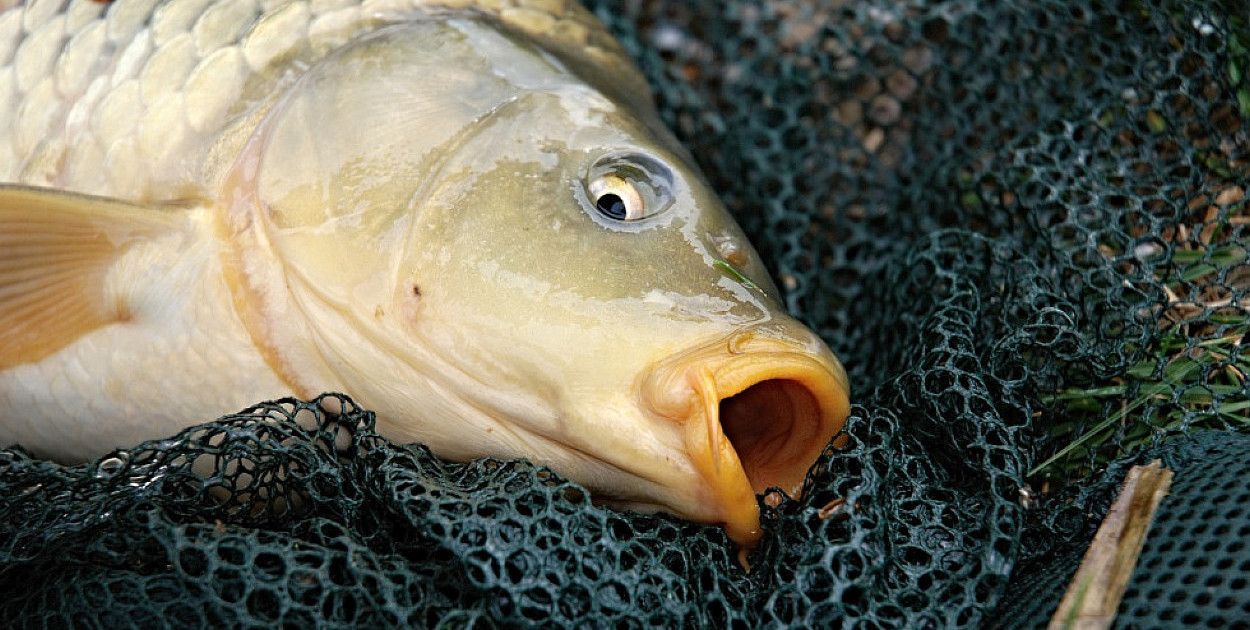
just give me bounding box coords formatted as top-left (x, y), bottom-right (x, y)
top-left (224, 15), bottom-right (849, 548)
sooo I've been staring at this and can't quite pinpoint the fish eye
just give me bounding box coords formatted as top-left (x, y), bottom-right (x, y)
top-left (584, 153), bottom-right (674, 224)
top-left (589, 174), bottom-right (643, 221)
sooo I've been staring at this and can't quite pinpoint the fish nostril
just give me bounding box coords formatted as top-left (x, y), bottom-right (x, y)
top-left (718, 379), bottom-right (824, 496)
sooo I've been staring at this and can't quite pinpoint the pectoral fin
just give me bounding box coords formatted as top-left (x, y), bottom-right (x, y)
top-left (0, 185), bottom-right (184, 369)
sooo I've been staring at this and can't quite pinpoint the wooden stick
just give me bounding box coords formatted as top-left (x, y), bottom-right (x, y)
top-left (1048, 460), bottom-right (1174, 630)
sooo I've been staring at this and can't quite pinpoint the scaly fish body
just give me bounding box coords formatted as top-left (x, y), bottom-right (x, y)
top-left (0, 0), bottom-right (850, 548)
top-left (0, 0), bottom-right (648, 197)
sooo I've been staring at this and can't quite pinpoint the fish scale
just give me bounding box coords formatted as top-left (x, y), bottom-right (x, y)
top-left (0, 0), bottom-right (645, 199)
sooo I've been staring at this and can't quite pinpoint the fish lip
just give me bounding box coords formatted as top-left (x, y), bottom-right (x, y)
top-left (640, 330), bottom-right (851, 550)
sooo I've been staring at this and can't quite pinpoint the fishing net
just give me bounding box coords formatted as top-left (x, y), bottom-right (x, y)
top-left (2, 0), bottom-right (1248, 627)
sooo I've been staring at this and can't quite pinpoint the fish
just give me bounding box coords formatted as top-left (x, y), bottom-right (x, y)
top-left (0, 0), bottom-right (850, 549)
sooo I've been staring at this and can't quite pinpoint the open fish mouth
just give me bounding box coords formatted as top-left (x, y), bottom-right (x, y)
top-left (641, 330), bottom-right (850, 549)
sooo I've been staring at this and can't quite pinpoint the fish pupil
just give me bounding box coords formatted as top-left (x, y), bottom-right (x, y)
top-left (596, 193), bottom-right (628, 220)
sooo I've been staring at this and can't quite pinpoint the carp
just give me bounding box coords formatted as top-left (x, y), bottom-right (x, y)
top-left (0, 0), bottom-right (849, 547)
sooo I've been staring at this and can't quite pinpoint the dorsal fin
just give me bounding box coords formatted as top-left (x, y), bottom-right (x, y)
top-left (0, 185), bottom-right (183, 370)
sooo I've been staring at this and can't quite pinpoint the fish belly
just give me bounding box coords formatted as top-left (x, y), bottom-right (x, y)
top-left (0, 208), bottom-right (291, 462)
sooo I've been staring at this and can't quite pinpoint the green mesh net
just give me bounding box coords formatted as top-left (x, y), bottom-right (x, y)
top-left (2, 0), bottom-right (1248, 627)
